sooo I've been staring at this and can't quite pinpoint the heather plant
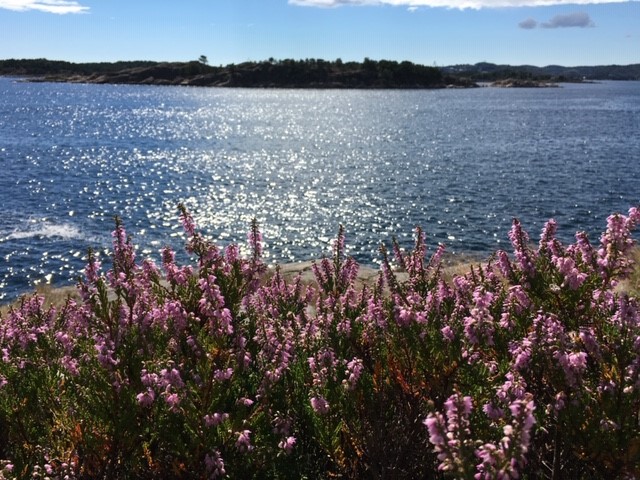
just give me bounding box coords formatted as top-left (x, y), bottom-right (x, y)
top-left (0, 205), bottom-right (639, 479)
top-left (420, 208), bottom-right (640, 479)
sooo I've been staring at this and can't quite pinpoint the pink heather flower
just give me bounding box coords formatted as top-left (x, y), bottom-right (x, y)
top-left (597, 209), bottom-right (639, 280)
top-left (568, 351), bottom-right (588, 371)
top-left (497, 372), bottom-right (528, 403)
top-left (446, 394), bottom-right (473, 418)
top-left (425, 394), bottom-right (475, 474)
top-left (441, 325), bottom-right (455, 341)
top-left (204, 412), bottom-right (229, 427)
top-left (397, 306), bottom-right (413, 327)
top-left (205, 450), bottom-right (226, 479)
top-left (179, 205), bottom-right (197, 237)
top-left (423, 412), bottom-right (447, 460)
top-left (473, 288), bottom-right (494, 309)
top-left (475, 395), bottom-right (536, 479)
top-left (310, 395), bottom-right (330, 415)
top-left (224, 243), bottom-right (239, 264)
top-left (237, 397), bottom-right (254, 407)
top-left (141, 369), bottom-right (159, 387)
top-left (579, 328), bottom-right (602, 360)
top-left (165, 392), bottom-right (181, 411)
top-left (428, 243), bottom-right (446, 270)
top-left (553, 256), bottom-right (587, 290)
top-left (235, 429), bottom-right (253, 452)
top-left (136, 388), bottom-right (155, 407)
top-left (508, 395), bottom-right (536, 452)
top-left (508, 219), bottom-right (535, 277)
top-left (160, 367), bottom-right (185, 389)
top-left (555, 350), bottom-right (587, 388)
top-left (279, 436), bottom-right (296, 454)
top-left (482, 402), bottom-right (505, 421)
top-left (464, 299), bottom-right (495, 346)
top-left (496, 250), bottom-right (512, 278)
top-left (512, 339), bottom-right (533, 371)
top-left (213, 367), bottom-right (234, 382)
top-left (343, 357), bottom-right (364, 391)
top-left (538, 219), bottom-right (557, 253)
top-left (575, 231), bottom-right (595, 264)
top-left (84, 255), bottom-right (102, 284)
top-left (60, 355), bottom-right (80, 376)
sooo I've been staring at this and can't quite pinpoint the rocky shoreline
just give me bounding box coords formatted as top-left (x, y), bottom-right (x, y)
top-left (22, 60), bottom-right (478, 89)
top-left (490, 78), bottom-right (559, 88)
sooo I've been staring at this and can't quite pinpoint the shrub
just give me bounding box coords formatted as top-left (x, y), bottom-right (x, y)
top-left (1, 206), bottom-right (639, 479)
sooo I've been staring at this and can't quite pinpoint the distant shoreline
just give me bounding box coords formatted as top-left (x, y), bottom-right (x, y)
top-left (3, 58), bottom-right (637, 89)
top-left (2, 59), bottom-right (474, 90)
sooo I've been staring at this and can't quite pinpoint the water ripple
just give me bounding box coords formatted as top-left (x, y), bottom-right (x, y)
top-left (1, 79), bottom-right (639, 301)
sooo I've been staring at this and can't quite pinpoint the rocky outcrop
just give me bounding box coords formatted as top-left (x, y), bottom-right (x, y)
top-left (490, 78), bottom-right (559, 88)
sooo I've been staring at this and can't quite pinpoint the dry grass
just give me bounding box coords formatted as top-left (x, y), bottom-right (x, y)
top-left (618, 246), bottom-right (640, 297)
top-left (2, 247), bottom-right (639, 317)
top-left (0, 284), bottom-right (80, 316)
top-left (440, 253), bottom-right (485, 283)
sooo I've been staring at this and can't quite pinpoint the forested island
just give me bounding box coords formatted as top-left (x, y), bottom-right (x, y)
top-left (1, 57), bottom-right (639, 88)
top-left (0, 58), bottom-right (470, 89)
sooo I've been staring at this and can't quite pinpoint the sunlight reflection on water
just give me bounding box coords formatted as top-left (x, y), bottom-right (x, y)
top-left (1, 79), bottom-right (639, 301)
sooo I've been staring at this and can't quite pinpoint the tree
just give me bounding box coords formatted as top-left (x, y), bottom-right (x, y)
top-left (198, 55), bottom-right (209, 65)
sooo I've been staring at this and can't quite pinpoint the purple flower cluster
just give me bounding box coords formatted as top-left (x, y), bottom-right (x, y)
top-left (1, 205), bottom-right (639, 479)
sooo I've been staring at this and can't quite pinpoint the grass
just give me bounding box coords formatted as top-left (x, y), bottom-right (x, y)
top-left (618, 246), bottom-right (640, 297)
top-left (0, 284), bottom-right (80, 316)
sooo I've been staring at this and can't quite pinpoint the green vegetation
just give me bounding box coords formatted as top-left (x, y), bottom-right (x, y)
top-left (3, 57), bottom-right (639, 88)
top-left (442, 61), bottom-right (640, 82)
top-left (0, 58), bottom-right (461, 88)
top-left (0, 58), bottom-right (158, 76)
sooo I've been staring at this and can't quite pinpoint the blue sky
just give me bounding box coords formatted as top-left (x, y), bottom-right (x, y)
top-left (0, 0), bottom-right (638, 66)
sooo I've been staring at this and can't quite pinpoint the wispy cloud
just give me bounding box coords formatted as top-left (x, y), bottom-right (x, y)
top-left (0, 0), bottom-right (89, 14)
top-left (541, 11), bottom-right (595, 27)
top-left (290, 0), bottom-right (631, 9)
top-left (519, 17), bottom-right (538, 29)
top-left (519, 11), bottom-right (595, 28)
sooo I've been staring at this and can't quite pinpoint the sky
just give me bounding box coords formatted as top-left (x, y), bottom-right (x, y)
top-left (0, 0), bottom-right (638, 67)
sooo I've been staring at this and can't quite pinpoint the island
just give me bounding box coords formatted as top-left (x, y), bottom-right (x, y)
top-left (1, 58), bottom-right (639, 89)
top-left (0, 58), bottom-right (476, 89)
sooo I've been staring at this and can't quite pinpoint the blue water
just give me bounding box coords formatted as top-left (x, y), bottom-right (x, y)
top-left (1, 77), bottom-right (639, 302)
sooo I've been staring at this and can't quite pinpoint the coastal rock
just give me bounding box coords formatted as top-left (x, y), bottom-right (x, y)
top-left (490, 78), bottom-right (559, 88)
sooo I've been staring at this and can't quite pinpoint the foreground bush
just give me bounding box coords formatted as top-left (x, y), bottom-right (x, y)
top-left (1, 205), bottom-right (639, 479)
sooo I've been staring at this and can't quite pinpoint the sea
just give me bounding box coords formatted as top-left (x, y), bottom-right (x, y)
top-left (1, 77), bottom-right (639, 302)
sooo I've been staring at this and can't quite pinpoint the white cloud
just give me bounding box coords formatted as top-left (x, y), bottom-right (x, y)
top-left (290, 0), bottom-right (633, 9)
top-left (0, 0), bottom-right (89, 14)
